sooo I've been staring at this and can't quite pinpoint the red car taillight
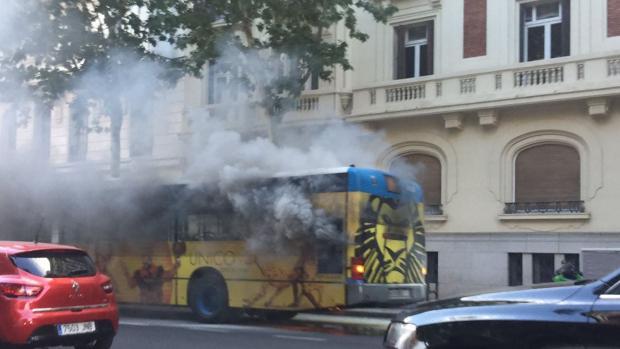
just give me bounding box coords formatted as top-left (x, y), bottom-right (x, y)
top-left (101, 281), bottom-right (114, 294)
top-left (0, 283), bottom-right (43, 298)
top-left (351, 257), bottom-right (365, 281)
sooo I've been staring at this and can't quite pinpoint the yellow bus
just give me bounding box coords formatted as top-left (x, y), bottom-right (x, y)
top-left (83, 167), bottom-right (427, 321)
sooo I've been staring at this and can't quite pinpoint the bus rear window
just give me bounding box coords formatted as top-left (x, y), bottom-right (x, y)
top-left (11, 250), bottom-right (96, 278)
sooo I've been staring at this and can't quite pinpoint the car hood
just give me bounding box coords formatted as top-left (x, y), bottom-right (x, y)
top-left (394, 285), bottom-right (584, 323)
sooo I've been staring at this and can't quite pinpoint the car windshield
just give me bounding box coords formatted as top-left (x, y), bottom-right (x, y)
top-left (11, 250), bottom-right (96, 278)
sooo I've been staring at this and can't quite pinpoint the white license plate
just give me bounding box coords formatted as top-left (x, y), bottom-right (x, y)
top-left (57, 321), bottom-right (96, 336)
top-left (389, 289), bottom-right (411, 299)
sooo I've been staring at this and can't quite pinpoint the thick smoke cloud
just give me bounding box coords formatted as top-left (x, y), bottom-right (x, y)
top-left (0, 2), bottom-right (390, 253)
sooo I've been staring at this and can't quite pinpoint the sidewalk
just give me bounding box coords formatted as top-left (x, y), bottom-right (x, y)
top-left (119, 304), bottom-right (400, 334)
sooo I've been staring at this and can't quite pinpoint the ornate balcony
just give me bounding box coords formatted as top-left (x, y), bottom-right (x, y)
top-left (503, 201), bottom-right (585, 215)
top-left (425, 204), bottom-right (444, 216)
top-left (350, 53), bottom-right (620, 122)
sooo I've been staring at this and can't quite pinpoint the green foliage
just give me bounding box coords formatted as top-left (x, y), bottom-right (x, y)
top-left (0, 0), bottom-right (397, 133)
top-left (147, 0), bottom-right (398, 116)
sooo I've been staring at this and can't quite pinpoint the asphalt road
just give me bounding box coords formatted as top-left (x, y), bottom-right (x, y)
top-left (108, 317), bottom-right (383, 349)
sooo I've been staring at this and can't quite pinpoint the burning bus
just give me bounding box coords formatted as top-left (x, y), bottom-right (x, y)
top-left (75, 166), bottom-right (427, 322)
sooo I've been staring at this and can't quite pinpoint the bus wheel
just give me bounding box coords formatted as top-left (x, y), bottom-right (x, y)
top-left (188, 271), bottom-right (229, 323)
top-left (256, 310), bottom-right (298, 322)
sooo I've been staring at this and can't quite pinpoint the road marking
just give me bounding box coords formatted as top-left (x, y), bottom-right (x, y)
top-left (294, 314), bottom-right (390, 328)
top-left (120, 319), bottom-right (231, 333)
top-left (273, 334), bottom-right (326, 342)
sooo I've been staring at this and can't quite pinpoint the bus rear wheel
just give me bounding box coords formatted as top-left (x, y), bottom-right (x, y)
top-left (188, 271), bottom-right (229, 323)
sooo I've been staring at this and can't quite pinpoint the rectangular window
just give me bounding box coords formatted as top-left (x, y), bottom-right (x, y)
top-left (520, 0), bottom-right (570, 62)
top-left (395, 21), bottom-right (434, 79)
top-left (182, 209), bottom-right (245, 242)
top-left (310, 72), bottom-right (320, 90)
top-left (186, 213), bottom-right (223, 241)
top-left (316, 219), bottom-right (344, 274)
top-left (508, 253), bottom-right (523, 286)
top-left (207, 61), bottom-right (239, 105)
top-left (533, 253), bottom-right (555, 284)
top-left (68, 113), bottom-right (88, 162)
top-left (33, 105), bottom-right (51, 160)
top-left (302, 71), bottom-right (320, 91)
top-left (426, 251), bottom-right (439, 284)
top-left (129, 109), bottom-right (153, 158)
top-left (563, 253), bottom-right (580, 272)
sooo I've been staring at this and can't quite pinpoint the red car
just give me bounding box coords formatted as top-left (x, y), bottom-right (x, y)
top-left (0, 242), bottom-right (119, 349)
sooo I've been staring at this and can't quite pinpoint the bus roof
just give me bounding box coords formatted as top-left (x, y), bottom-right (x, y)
top-left (346, 167), bottom-right (423, 202)
top-left (177, 166), bottom-right (424, 202)
top-left (272, 167), bottom-right (352, 177)
top-left (276, 166), bottom-right (423, 202)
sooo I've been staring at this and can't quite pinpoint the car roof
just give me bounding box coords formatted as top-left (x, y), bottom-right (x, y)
top-left (0, 241), bottom-right (83, 255)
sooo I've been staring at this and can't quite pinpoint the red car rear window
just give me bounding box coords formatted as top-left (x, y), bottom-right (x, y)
top-left (10, 250), bottom-right (96, 278)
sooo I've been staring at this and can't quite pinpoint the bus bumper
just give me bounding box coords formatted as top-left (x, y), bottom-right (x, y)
top-left (346, 283), bottom-right (426, 305)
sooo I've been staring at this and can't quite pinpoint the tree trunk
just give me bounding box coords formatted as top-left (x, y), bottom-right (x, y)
top-left (33, 103), bottom-right (51, 162)
top-left (109, 99), bottom-right (123, 177)
top-left (267, 114), bottom-right (279, 145)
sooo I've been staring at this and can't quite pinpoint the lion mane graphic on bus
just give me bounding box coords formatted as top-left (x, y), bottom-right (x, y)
top-left (354, 195), bottom-right (426, 284)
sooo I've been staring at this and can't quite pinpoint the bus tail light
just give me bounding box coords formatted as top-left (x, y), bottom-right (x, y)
top-left (351, 257), bottom-right (365, 281)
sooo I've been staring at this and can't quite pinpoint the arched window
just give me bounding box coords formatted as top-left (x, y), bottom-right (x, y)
top-left (390, 153), bottom-right (442, 214)
top-left (511, 143), bottom-right (581, 213)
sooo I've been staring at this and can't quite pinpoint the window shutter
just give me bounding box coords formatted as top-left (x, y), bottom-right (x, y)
top-left (609, 0), bottom-right (620, 37)
top-left (391, 154), bottom-right (442, 205)
top-left (426, 21), bottom-right (434, 75)
top-left (515, 144), bottom-right (580, 203)
top-left (395, 26), bottom-right (407, 79)
top-left (463, 0), bottom-right (487, 58)
top-left (561, 0), bottom-right (571, 57)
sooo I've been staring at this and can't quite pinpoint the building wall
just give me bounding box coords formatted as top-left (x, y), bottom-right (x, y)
top-left (428, 232), bottom-right (620, 297)
top-left (348, 0), bottom-right (620, 297)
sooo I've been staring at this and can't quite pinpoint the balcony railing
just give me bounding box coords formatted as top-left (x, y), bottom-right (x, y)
top-left (296, 96), bottom-right (319, 111)
top-left (503, 201), bottom-right (585, 215)
top-left (425, 204), bottom-right (444, 216)
top-left (608, 57), bottom-right (620, 76)
top-left (386, 83), bottom-right (425, 103)
top-left (351, 53), bottom-right (620, 120)
top-left (460, 77), bottom-right (476, 94)
top-left (514, 66), bottom-right (564, 87)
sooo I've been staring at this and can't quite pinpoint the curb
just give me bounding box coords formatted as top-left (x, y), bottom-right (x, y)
top-left (292, 313), bottom-right (390, 335)
top-left (119, 304), bottom-right (394, 334)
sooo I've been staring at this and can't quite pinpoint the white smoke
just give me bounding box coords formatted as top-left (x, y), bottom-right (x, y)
top-left (0, 0), bottom-right (30, 55)
top-left (0, 3), bottom-right (391, 252)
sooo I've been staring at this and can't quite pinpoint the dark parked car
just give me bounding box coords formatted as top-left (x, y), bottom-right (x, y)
top-left (384, 267), bottom-right (620, 349)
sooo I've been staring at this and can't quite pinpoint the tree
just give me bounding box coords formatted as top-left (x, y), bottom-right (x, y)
top-left (0, 0), bottom-right (182, 174)
top-left (0, 0), bottom-right (397, 172)
top-left (147, 0), bottom-right (397, 140)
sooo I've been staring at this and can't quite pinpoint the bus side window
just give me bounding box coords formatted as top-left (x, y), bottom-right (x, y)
top-left (316, 218), bottom-right (344, 274)
top-left (184, 211), bottom-right (244, 241)
top-left (225, 213), bottom-right (246, 241)
top-left (187, 214), bottom-right (221, 241)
